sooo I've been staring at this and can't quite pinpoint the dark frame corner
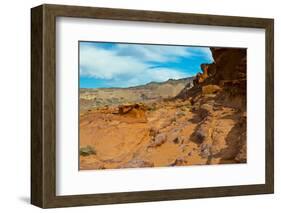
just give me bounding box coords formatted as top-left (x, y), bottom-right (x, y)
top-left (31, 4), bottom-right (274, 208)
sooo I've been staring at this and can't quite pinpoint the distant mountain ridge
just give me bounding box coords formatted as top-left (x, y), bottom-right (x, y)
top-left (129, 77), bottom-right (194, 89)
top-left (80, 77), bottom-right (194, 111)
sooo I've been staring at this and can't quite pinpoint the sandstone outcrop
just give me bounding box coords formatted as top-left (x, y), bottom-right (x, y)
top-left (117, 103), bottom-right (147, 122)
top-left (176, 47), bottom-right (247, 164)
top-left (177, 47), bottom-right (246, 100)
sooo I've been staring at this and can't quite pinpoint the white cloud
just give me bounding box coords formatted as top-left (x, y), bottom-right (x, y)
top-left (80, 43), bottom-right (212, 87)
top-left (80, 45), bottom-right (147, 79)
top-left (115, 44), bottom-right (193, 62)
top-left (186, 47), bottom-right (213, 61)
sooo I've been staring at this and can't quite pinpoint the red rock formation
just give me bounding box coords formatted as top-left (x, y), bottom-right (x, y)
top-left (176, 47), bottom-right (247, 164)
top-left (177, 47), bottom-right (246, 99)
top-left (118, 104), bottom-right (147, 121)
top-left (193, 63), bottom-right (210, 86)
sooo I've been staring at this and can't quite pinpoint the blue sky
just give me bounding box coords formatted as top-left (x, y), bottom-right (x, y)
top-left (79, 41), bottom-right (213, 88)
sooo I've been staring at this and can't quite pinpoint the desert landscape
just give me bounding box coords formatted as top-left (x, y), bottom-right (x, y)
top-left (79, 47), bottom-right (247, 170)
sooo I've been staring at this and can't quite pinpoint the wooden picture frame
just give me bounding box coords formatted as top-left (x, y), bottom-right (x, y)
top-left (31, 4), bottom-right (274, 208)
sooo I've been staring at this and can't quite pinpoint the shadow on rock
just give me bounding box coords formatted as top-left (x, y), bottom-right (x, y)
top-left (213, 118), bottom-right (246, 163)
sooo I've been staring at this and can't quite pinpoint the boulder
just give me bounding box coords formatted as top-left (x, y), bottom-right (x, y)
top-left (149, 133), bottom-right (167, 147)
top-left (202, 85), bottom-right (221, 95)
top-left (118, 103), bottom-right (147, 121)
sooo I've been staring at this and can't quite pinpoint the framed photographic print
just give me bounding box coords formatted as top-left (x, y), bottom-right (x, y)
top-left (31, 4), bottom-right (274, 208)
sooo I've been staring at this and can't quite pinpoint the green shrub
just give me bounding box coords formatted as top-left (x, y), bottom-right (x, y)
top-left (80, 145), bottom-right (96, 156)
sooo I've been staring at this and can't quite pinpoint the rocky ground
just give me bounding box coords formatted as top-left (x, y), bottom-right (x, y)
top-left (79, 47), bottom-right (247, 170)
